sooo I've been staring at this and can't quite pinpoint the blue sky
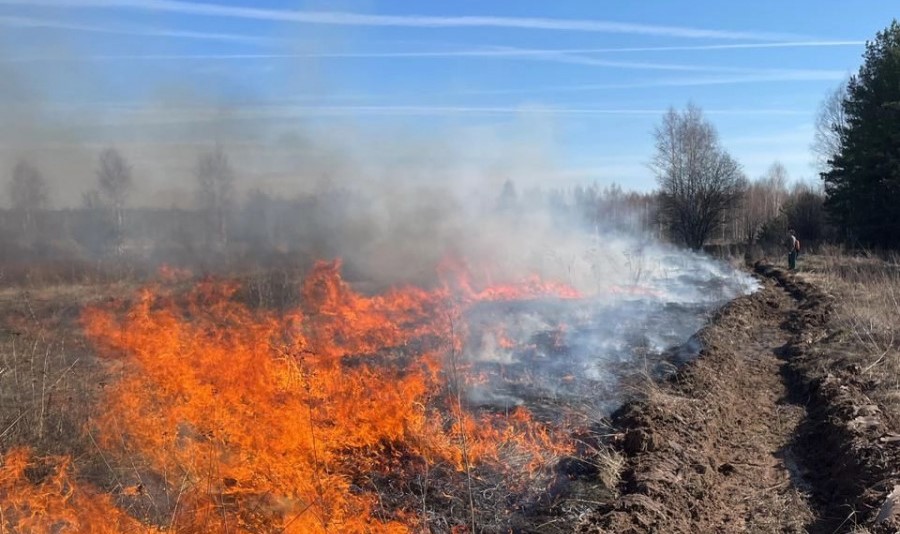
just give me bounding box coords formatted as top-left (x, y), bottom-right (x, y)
top-left (0, 0), bottom-right (896, 196)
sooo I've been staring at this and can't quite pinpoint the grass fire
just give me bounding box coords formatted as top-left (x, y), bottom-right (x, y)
top-left (0, 247), bottom-right (753, 532)
top-left (3, 3), bottom-right (900, 533)
top-left (4, 260), bottom-right (584, 532)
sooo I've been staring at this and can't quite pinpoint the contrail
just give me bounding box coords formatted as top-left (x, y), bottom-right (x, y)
top-left (0, 14), bottom-right (272, 44)
top-left (544, 41), bottom-right (864, 53)
top-left (0, 0), bottom-right (803, 41)
top-left (454, 71), bottom-right (849, 96)
top-left (0, 47), bottom-right (849, 78)
top-left (0, 11), bottom-right (861, 52)
top-left (0, 44), bottom-right (864, 61)
top-left (0, 50), bottom-right (786, 73)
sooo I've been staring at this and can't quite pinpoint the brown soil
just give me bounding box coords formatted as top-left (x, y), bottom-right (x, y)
top-left (574, 263), bottom-right (900, 534)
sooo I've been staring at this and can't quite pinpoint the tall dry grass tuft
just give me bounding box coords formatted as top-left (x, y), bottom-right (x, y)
top-left (819, 250), bottom-right (900, 371)
top-left (801, 248), bottom-right (900, 421)
top-left (0, 289), bottom-right (94, 456)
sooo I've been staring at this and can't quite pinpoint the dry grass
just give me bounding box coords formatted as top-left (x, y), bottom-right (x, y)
top-left (591, 444), bottom-right (626, 490)
top-left (0, 290), bottom-right (89, 453)
top-left (0, 280), bottom-right (143, 487)
top-left (3, 273), bottom-right (607, 532)
top-left (796, 247), bottom-right (900, 424)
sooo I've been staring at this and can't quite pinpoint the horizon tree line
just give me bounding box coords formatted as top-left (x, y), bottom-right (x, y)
top-left (1, 145), bottom-right (829, 262)
top-left (4, 145), bottom-right (239, 255)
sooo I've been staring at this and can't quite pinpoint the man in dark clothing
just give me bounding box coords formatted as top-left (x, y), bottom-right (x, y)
top-left (787, 228), bottom-right (799, 270)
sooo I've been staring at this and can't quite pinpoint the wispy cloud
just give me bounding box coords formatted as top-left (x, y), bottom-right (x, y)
top-left (0, 50), bottom-right (769, 73)
top-left (0, 14), bottom-right (272, 44)
top-left (0, 14), bottom-right (861, 55)
top-left (516, 52), bottom-right (806, 73)
top-left (0, 0), bottom-right (801, 41)
top-left (0, 45), bottom-right (850, 79)
top-left (455, 70), bottom-right (849, 96)
top-left (537, 41), bottom-right (865, 53)
top-left (0, 31), bottom-right (863, 62)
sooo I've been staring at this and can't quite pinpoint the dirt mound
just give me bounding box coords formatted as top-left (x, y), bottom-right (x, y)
top-left (575, 263), bottom-right (900, 533)
top-left (764, 264), bottom-right (900, 533)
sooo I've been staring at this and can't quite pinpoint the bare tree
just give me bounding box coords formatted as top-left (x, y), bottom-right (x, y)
top-left (812, 83), bottom-right (849, 173)
top-left (81, 189), bottom-right (102, 210)
top-left (759, 162), bottom-right (788, 221)
top-left (735, 164), bottom-right (789, 245)
top-left (96, 148), bottom-right (133, 253)
top-left (195, 145), bottom-right (235, 247)
top-left (737, 181), bottom-right (767, 244)
top-left (650, 104), bottom-right (745, 250)
top-left (784, 180), bottom-right (828, 244)
top-left (8, 158), bottom-right (48, 236)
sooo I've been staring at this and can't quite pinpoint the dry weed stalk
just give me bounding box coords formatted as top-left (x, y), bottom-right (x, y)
top-left (446, 312), bottom-right (477, 534)
top-left (817, 249), bottom-right (900, 383)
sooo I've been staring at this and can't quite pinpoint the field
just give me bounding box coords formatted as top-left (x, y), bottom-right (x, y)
top-left (1, 252), bottom-right (899, 533)
top-left (0, 263), bottom-right (615, 533)
top-left (800, 249), bottom-right (900, 426)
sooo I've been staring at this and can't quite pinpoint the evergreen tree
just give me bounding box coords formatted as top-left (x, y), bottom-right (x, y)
top-left (822, 20), bottom-right (900, 248)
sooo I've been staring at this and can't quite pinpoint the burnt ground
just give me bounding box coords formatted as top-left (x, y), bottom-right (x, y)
top-left (573, 263), bottom-right (900, 534)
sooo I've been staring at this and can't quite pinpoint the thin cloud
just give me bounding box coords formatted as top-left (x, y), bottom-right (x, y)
top-left (540, 40), bottom-right (865, 53)
top-left (0, 38), bottom-right (863, 62)
top-left (1, 0), bottom-right (801, 41)
top-left (0, 15), bottom-right (861, 55)
top-left (0, 14), bottom-right (273, 44)
top-left (0, 50), bottom-right (766, 73)
top-left (456, 70), bottom-right (849, 96)
top-left (1, 47), bottom-right (848, 78)
top-left (520, 52), bottom-right (798, 73)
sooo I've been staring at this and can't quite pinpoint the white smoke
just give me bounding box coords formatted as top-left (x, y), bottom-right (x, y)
top-left (462, 240), bottom-right (758, 412)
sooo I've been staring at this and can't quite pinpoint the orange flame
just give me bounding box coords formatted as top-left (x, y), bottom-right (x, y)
top-left (438, 257), bottom-right (581, 302)
top-left (0, 447), bottom-right (154, 533)
top-left (156, 263), bottom-right (193, 282)
top-left (72, 259), bottom-right (575, 531)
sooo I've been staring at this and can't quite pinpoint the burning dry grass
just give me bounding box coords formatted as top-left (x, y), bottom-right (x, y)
top-left (2, 260), bottom-right (592, 533)
top-left (0, 447), bottom-right (152, 533)
top-left (0, 283), bottom-right (153, 532)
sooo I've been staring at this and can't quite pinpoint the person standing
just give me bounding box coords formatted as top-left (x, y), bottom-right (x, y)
top-left (787, 228), bottom-right (799, 270)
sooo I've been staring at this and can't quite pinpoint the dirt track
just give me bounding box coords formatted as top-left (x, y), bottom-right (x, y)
top-left (575, 265), bottom-right (900, 533)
